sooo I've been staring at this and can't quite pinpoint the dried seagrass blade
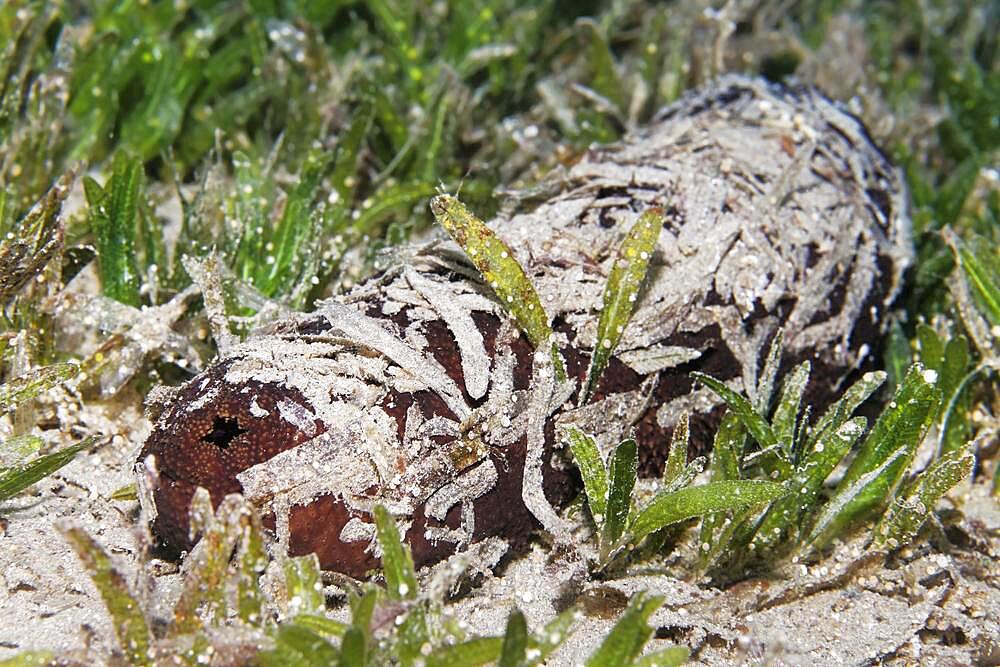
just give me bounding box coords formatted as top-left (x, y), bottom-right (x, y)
top-left (582, 208), bottom-right (664, 404)
top-left (661, 411), bottom-right (689, 488)
top-left (0, 171), bottom-right (73, 304)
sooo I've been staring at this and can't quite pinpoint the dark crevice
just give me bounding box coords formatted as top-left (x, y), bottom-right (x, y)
top-left (866, 186), bottom-right (893, 221)
top-left (201, 415), bottom-right (246, 449)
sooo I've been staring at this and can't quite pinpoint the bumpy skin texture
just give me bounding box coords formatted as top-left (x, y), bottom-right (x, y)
top-left (138, 75), bottom-right (911, 577)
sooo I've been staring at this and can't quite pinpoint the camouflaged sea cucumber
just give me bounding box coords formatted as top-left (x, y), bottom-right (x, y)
top-left (138, 75), bottom-right (912, 577)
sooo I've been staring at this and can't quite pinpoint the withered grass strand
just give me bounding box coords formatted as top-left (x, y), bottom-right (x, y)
top-left (661, 411), bottom-right (690, 488)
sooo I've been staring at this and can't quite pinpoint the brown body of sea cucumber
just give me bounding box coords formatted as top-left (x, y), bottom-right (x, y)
top-left (138, 75), bottom-right (911, 577)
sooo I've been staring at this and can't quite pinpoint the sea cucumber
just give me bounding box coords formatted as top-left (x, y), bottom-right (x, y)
top-left (137, 75), bottom-right (911, 577)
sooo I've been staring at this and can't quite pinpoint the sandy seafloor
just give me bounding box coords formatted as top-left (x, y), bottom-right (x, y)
top-left (1, 401), bottom-right (998, 666)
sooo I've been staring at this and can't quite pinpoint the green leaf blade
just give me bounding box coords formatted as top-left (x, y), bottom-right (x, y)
top-left (0, 436), bottom-right (98, 501)
top-left (576, 19), bottom-right (625, 113)
top-left (0, 362), bottom-right (78, 411)
top-left (696, 412), bottom-right (749, 570)
top-left (840, 364), bottom-right (941, 491)
top-left (292, 614), bottom-right (348, 639)
top-left (565, 427), bottom-right (609, 520)
top-left (692, 372), bottom-right (777, 449)
top-left (805, 365), bottom-right (940, 548)
top-left (875, 446), bottom-right (975, 548)
top-left (772, 362), bottom-right (810, 455)
top-left (752, 417), bottom-right (866, 555)
top-left (329, 101), bottom-right (373, 206)
top-left (61, 526), bottom-right (152, 666)
top-left (632, 480), bottom-right (788, 544)
top-left (260, 623), bottom-right (340, 667)
top-left (601, 438), bottom-right (638, 555)
top-left (89, 153), bottom-right (143, 307)
top-left (0, 650), bottom-right (56, 666)
top-left (530, 607), bottom-right (578, 663)
top-left (585, 591), bottom-right (664, 667)
top-left (339, 625), bottom-right (369, 667)
top-left (236, 503), bottom-right (267, 624)
top-left (283, 553), bottom-right (325, 617)
top-left (171, 492), bottom-right (255, 634)
top-left (808, 371), bottom-right (886, 451)
top-left (497, 609), bottom-right (528, 667)
top-left (264, 150), bottom-right (330, 297)
top-left (426, 637), bottom-right (503, 667)
top-left (583, 208), bottom-right (664, 403)
top-left (430, 195), bottom-right (552, 348)
top-left (951, 231), bottom-right (1000, 326)
top-left (373, 504), bottom-right (418, 600)
top-left (806, 448), bottom-right (908, 550)
top-left (633, 646), bottom-right (691, 667)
